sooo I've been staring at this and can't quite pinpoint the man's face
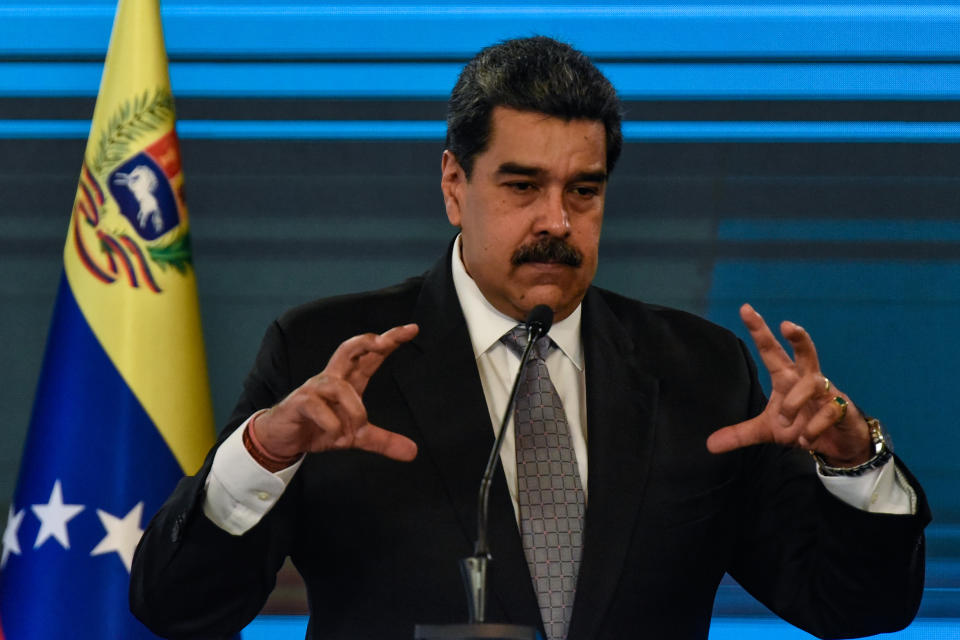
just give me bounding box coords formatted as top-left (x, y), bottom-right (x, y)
top-left (441, 106), bottom-right (607, 322)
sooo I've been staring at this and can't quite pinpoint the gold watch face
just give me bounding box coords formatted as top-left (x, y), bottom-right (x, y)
top-left (868, 419), bottom-right (892, 455)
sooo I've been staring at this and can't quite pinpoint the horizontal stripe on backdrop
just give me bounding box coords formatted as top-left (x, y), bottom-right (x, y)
top-left (4, 3), bottom-right (960, 59)
top-left (7, 120), bottom-right (960, 142)
top-left (5, 61), bottom-right (960, 99)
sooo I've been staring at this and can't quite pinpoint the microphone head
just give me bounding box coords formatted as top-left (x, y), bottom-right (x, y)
top-left (525, 304), bottom-right (554, 336)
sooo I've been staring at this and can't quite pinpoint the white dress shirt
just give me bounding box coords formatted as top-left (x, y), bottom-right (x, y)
top-left (203, 235), bottom-right (914, 535)
top-left (449, 235), bottom-right (589, 522)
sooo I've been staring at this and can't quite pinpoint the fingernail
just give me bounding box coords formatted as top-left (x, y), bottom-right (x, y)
top-left (798, 436), bottom-right (810, 448)
top-left (777, 414), bottom-right (791, 427)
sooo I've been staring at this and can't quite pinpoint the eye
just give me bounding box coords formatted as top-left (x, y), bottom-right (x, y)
top-left (506, 181), bottom-right (535, 192)
top-left (572, 185), bottom-right (600, 197)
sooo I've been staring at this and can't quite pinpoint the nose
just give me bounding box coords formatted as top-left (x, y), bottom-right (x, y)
top-left (533, 188), bottom-right (571, 237)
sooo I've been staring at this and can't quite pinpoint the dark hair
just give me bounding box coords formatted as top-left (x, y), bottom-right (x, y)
top-left (446, 36), bottom-right (623, 177)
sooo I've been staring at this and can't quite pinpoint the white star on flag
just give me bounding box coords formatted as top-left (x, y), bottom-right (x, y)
top-left (90, 502), bottom-right (145, 572)
top-left (31, 479), bottom-right (85, 550)
top-left (2, 506), bottom-right (25, 568)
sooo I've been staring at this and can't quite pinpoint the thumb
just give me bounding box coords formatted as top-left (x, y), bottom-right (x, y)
top-left (706, 418), bottom-right (765, 454)
top-left (353, 423), bottom-right (419, 462)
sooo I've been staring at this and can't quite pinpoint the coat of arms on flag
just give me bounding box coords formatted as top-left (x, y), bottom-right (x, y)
top-left (72, 89), bottom-right (192, 294)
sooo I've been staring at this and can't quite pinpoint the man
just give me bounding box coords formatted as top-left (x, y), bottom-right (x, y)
top-left (130, 37), bottom-right (929, 640)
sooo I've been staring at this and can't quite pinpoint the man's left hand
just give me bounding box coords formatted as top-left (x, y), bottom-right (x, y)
top-left (707, 304), bottom-right (873, 467)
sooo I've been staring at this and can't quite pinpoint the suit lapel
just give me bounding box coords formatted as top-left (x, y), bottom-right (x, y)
top-left (391, 249), bottom-right (541, 627)
top-left (567, 289), bottom-right (659, 640)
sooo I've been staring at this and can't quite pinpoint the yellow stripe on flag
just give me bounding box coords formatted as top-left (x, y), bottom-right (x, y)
top-left (63, 0), bottom-right (214, 475)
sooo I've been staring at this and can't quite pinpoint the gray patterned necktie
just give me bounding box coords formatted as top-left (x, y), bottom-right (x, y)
top-left (501, 326), bottom-right (585, 640)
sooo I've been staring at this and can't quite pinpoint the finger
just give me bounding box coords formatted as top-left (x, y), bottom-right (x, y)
top-left (271, 381), bottom-right (344, 434)
top-left (311, 376), bottom-right (368, 434)
top-left (779, 373), bottom-right (829, 422)
top-left (706, 416), bottom-right (767, 454)
top-left (353, 423), bottom-right (418, 461)
top-left (739, 304), bottom-right (794, 377)
top-left (287, 395), bottom-right (345, 454)
top-left (343, 325), bottom-right (420, 394)
top-left (780, 321), bottom-right (821, 376)
top-left (797, 397), bottom-right (847, 449)
top-left (296, 392), bottom-right (343, 431)
top-left (347, 324), bottom-right (421, 385)
top-left (326, 324), bottom-right (419, 380)
top-left (379, 323), bottom-right (421, 347)
top-left (281, 375), bottom-right (367, 448)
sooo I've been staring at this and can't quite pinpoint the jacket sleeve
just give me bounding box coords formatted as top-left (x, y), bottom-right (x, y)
top-left (728, 340), bottom-right (932, 639)
top-left (129, 320), bottom-right (303, 639)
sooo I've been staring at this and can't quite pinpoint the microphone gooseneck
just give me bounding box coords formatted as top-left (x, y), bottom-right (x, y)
top-left (465, 305), bottom-right (554, 623)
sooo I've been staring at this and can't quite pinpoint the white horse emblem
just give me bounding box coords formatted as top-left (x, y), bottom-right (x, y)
top-left (113, 165), bottom-right (164, 233)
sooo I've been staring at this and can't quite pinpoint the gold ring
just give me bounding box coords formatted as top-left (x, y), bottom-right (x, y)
top-left (823, 377), bottom-right (831, 394)
top-left (832, 396), bottom-right (847, 424)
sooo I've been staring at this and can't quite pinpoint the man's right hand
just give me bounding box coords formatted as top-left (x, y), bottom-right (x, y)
top-left (251, 324), bottom-right (420, 462)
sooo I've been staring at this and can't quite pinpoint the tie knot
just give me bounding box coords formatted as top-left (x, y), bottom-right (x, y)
top-left (500, 325), bottom-right (552, 360)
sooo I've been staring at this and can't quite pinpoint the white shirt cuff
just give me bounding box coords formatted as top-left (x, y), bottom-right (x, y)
top-left (818, 458), bottom-right (917, 515)
top-left (202, 414), bottom-right (304, 535)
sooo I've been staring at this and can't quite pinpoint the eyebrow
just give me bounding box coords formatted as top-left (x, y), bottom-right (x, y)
top-left (496, 162), bottom-right (542, 177)
top-left (573, 170), bottom-right (608, 184)
top-left (496, 162), bottom-right (608, 183)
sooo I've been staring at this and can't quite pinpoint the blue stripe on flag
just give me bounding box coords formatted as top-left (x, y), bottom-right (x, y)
top-left (0, 274), bottom-right (185, 639)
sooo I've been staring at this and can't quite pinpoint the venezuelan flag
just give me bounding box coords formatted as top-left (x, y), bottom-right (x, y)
top-left (0, 1), bottom-right (214, 637)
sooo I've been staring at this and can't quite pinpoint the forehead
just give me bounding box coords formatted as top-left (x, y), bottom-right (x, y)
top-left (479, 106), bottom-right (607, 173)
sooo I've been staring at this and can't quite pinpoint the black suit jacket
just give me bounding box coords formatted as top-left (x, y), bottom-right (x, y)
top-left (131, 247), bottom-right (930, 639)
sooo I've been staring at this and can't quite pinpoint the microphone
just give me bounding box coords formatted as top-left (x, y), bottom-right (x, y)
top-left (467, 305), bottom-right (554, 620)
top-left (416, 306), bottom-right (551, 640)
top-left (524, 304), bottom-right (554, 339)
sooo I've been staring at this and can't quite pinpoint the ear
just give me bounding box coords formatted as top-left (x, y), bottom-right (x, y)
top-left (440, 150), bottom-right (466, 227)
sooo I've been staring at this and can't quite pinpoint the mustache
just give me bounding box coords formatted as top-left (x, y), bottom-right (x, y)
top-left (511, 237), bottom-right (583, 267)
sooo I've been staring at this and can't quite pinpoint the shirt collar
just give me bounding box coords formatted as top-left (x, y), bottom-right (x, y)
top-left (450, 234), bottom-right (584, 370)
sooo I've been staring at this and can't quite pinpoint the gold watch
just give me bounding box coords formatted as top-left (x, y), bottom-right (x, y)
top-left (810, 418), bottom-right (893, 477)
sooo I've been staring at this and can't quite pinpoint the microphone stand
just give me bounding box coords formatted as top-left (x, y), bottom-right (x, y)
top-left (415, 307), bottom-right (551, 640)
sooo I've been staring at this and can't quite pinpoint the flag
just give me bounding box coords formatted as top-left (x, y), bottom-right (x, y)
top-left (0, 0), bottom-right (215, 637)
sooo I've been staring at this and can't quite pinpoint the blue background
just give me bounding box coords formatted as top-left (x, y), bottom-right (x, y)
top-left (1, 1), bottom-right (958, 636)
